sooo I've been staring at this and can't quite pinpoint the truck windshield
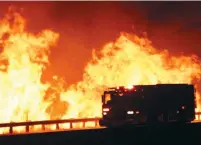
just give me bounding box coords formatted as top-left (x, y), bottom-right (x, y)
top-left (103, 91), bottom-right (143, 107)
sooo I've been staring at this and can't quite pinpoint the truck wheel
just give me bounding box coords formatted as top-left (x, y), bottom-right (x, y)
top-left (104, 123), bottom-right (114, 128)
top-left (99, 119), bottom-right (106, 127)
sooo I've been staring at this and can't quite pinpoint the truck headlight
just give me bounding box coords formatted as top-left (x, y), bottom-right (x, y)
top-left (127, 111), bottom-right (134, 114)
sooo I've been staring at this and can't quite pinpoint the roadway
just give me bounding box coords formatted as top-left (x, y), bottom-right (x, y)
top-left (1, 120), bottom-right (198, 136)
top-left (0, 122), bottom-right (201, 145)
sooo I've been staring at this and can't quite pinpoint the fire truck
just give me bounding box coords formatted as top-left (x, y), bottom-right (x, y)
top-left (99, 84), bottom-right (196, 127)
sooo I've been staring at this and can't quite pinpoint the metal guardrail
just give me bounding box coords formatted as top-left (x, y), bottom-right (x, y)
top-left (195, 112), bottom-right (201, 121)
top-left (0, 117), bottom-right (101, 134)
top-left (0, 112), bottom-right (201, 134)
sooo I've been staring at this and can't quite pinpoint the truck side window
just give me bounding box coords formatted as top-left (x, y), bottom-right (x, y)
top-left (105, 93), bottom-right (111, 104)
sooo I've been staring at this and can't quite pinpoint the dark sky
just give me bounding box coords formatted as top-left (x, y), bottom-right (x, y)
top-left (0, 2), bottom-right (201, 84)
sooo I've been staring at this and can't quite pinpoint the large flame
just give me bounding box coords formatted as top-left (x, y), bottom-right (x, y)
top-left (0, 9), bottom-right (201, 133)
top-left (0, 9), bottom-right (59, 123)
top-left (62, 32), bottom-right (201, 119)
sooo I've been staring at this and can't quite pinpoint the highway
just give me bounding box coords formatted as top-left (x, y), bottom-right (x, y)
top-left (0, 120), bottom-right (200, 136)
top-left (2, 120), bottom-right (200, 136)
top-left (0, 122), bottom-right (201, 145)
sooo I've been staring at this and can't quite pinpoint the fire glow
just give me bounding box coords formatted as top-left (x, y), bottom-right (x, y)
top-left (0, 8), bottom-right (201, 134)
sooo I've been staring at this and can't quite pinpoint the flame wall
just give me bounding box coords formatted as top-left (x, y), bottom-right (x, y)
top-left (0, 8), bottom-right (200, 124)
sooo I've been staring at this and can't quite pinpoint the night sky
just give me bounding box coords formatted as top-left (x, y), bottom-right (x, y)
top-left (0, 2), bottom-right (200, 85)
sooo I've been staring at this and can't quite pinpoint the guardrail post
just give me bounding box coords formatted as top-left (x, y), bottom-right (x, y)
top-left (56, 123), bottom-right (59, 130)
top-left (70, 122), bottom-right (73, 129)
top-left (42, 124), bottom-right (45, 131)
top-left (9, 126), bottom-right (13, 134)
top-left (95, 120), bottom-right (98, 127)
top-left (83, 121), bottom-right (85, 128)
top-left (26, 125), bottom-right (29, 132)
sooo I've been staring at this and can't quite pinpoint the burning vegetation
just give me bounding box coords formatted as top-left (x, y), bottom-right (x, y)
top-left (0, 8), bottom-right (201, 133)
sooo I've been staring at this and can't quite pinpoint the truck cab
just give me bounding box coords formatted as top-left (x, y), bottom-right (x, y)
top-left (99, 86), bottom-right (145, 126)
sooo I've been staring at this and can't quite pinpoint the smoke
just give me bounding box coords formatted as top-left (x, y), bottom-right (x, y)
top-left (0, 2), bottom-right (200, 85)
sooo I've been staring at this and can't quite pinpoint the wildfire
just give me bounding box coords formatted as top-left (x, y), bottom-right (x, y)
top-left (0, 8), bottom-right (201, 134)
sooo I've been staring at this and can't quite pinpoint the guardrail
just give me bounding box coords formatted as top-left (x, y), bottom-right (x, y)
top-left (0, 112), bottom-right (201, 134)
top-left (0, 117), bottom-right (101, 134)
top-left (196, 112), bottom-right (201, 115)
top-left (195, 112), bottom-right (201, 120)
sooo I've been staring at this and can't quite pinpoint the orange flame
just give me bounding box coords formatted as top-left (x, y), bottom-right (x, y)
top-left (0, 8), bottom-right (201, 133)
top-left (0, 9), bottom-right (59, 124)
